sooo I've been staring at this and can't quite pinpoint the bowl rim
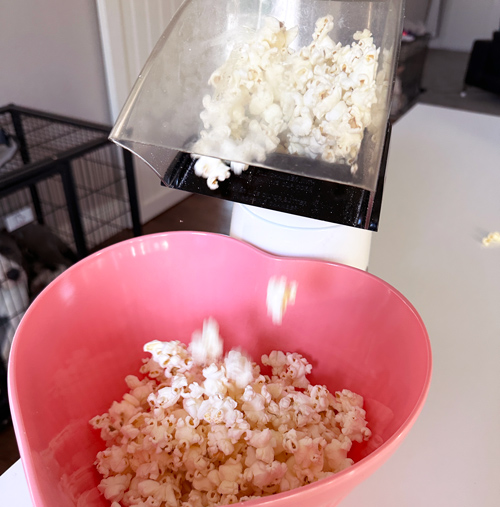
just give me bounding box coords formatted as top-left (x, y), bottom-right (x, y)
top-left (8, 230), bottom-right (432, 505)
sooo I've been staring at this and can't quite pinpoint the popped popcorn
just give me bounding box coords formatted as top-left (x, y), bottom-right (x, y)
top-left (193, 157), bottom-right (231, 191)
top-left (266, 276), bottom-right (298, 325)
top-left (191, 15), bottom-right (380, 189)
top-left (482, 231), bottom-right (500, 246)
top-left (91, 319), bottom-right (370, 506)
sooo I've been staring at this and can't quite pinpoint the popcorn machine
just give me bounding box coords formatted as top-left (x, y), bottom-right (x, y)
top-left (110, 0), bottom-right (405, 270)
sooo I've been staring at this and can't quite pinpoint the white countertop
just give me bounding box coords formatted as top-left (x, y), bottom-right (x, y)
top-left (344, 104), bottom-right (500, 506)
top-left (0, 460), bottom-right (32, 507)
top-left (2, 104), bottom-right (500, 505)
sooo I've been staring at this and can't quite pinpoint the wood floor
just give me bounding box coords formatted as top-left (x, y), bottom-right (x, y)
top-left (92, 193), bottom-right (233, 253)
top-left (142, 194), bottom-right (233, 236)
top-left (0, 425), bottom-right (18, 475)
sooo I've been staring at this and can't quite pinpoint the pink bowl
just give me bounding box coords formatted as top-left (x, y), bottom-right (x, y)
top-left (8, 231), bottom-right (431, 507)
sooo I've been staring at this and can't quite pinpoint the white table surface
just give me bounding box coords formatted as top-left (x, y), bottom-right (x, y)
top-left (2, 104), bottom-right (500, 506)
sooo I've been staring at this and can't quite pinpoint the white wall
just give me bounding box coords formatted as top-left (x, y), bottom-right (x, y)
top-left (0, 0), bottom-right (110, 124)
top-left (0, 0), bottom-right (188, 225)
top-left (425, 0), bottom-right (443, 37)
top-left (97, 0), bottom-right (188, 224)
top-left (429, 0), bottom-right (500, 51)
top-left (405, 0), bottom-right (432, 26)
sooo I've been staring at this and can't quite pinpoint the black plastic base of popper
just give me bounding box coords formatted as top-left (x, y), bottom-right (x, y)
top-left (162, 123), bottom-right (391, 231)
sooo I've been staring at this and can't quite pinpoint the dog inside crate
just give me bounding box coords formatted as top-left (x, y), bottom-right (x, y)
top-left (0, 127), bottom-right (18, 169)
top-left (0, 224), bottom-right (77, 367)
top-left (0, 230), bottom-right (29, 366)
top-left (0, 105), bottom-right (142, 427)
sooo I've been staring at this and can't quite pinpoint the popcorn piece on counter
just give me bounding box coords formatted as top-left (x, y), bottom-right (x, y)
top-left (266, 276), bottom-right (298, 325)
top-left (91, 319), bottom-right (370, 506)
top-left (192, 15), bottom-right (380, 189)
top-left (482, 231), bottom-right (500, 246)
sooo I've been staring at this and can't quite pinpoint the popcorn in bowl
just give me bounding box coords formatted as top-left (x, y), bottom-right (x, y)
top-left (191, 15), bottom-right (380, 189)
top-left (90, 318), bottom-right (371, 507)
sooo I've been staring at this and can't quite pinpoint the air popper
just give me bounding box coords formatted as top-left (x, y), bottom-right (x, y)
top-left (110, 0), bottom-right (405, 270)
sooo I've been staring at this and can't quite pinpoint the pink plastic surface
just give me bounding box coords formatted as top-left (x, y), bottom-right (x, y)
top-left (8, 231), bottom-right (432, 507)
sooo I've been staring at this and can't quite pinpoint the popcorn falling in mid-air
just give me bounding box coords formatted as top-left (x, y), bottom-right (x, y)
top-left (192, 15), bottom-right (380, 189)
top-left (91, 319), bottom-right (371, 507)
top-left (266, 276), bottom-right (298, 325)
top-left (482, 231), bottom-right (500, 246)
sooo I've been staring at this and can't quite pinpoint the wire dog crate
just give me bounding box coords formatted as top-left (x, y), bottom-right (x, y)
top-left (0, 104), bottom-right (141, 255)
top-left (0, 105), bottom-right (142, 417)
